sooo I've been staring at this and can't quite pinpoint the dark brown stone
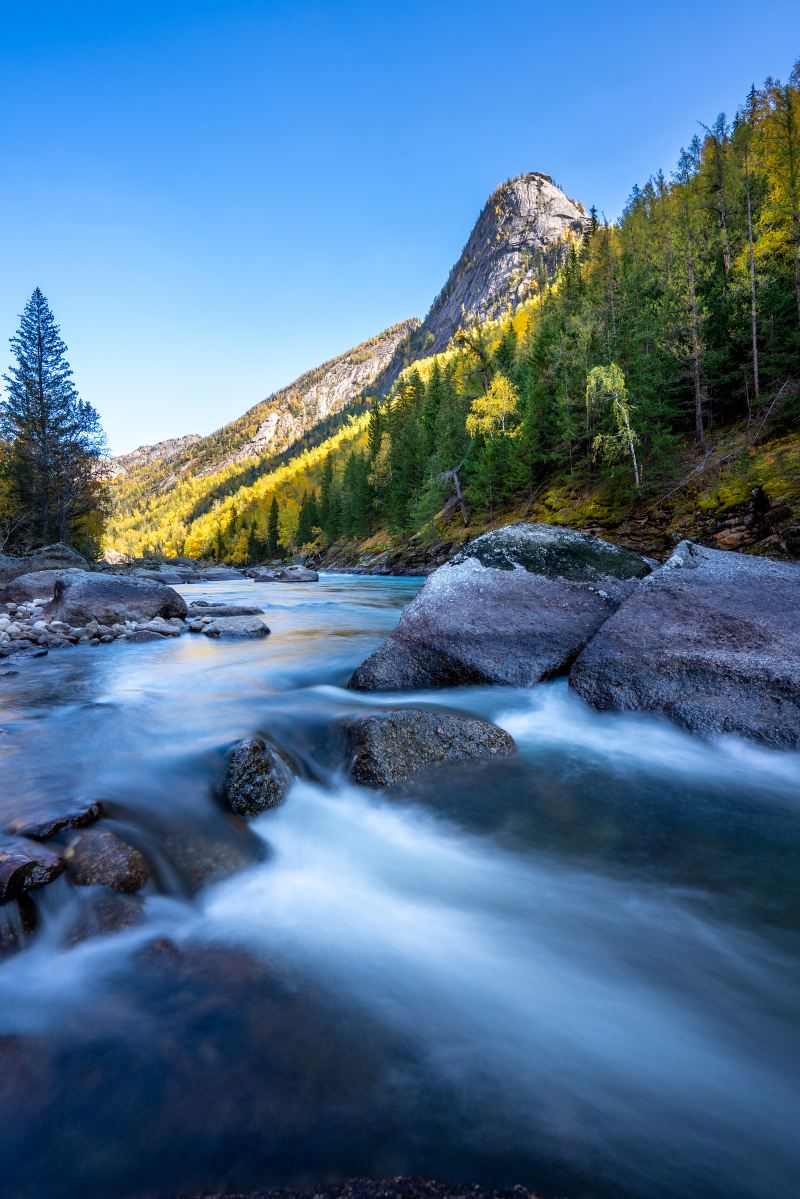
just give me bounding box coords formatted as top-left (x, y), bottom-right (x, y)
top-left (64, 829), bottom-right (150, 892)
top-left (0, 840), bottom-right (63, 901)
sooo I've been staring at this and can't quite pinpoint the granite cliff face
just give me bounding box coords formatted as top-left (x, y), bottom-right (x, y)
top-left (423, 172), bottom-right (589, 354)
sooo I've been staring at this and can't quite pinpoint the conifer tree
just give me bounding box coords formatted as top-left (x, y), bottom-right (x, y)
top-left (1, 288), bottom-right (106, 550)
top-left (267, 495), bottom-right (280, 558)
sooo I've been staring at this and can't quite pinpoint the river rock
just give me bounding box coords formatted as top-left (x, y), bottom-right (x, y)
top-left (223, 736), bottom-right (294, 816)
top-left (0, 840), bottom-right (64, 902)
top-left (187, 603), bottom-right (266, 617)
top-left (64, 829), bottom-right (150, 892)
top-left (250, 567), bottom-right (280, 582)
top-left (202, 616), bottom-right (270, 639)
top-left (0, 568), bottom-right (87, 605)
top-left (0, 542), bottom-right (90, 586)
top-left (350, 523), bottom-right (653, 691)
top-left (570, 540), bottom-right (800, 747)
top-left (278, 565), bottom-right (319, 582)
top-left (5, 799), bottom-right (104, 841)
top-left (44, 572), bottom-right (188, 626)
top-left (345, 708), bottom-right (515, 787)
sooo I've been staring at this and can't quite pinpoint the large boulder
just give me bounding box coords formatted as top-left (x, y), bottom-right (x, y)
top-left (44, 572), bottom-right (188, 625)
top-left (0, 568), bottom-right (86, 605)
top-left (278, 565), bottom-right (319, 582)
top-left (0, 542), bottom-right (89, 586)
top-left (570, 540), bottom-right (800, 747)
top-left (350, 523), bottom-right (652, 691)
top-left (222, 736), bottom-right (294, 816)
top-left (345, 709), bottom-right (515, 787)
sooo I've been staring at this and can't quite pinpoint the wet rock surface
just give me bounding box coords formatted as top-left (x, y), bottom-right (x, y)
top-left (184, 1180), bottom-right (544, 1199)
top-left (0, 841), bottom-right (64, 901)
top-left (4, 799), bottom-right (104, 840)
top-left (64, 828), bottom-right (150, 892)
top-left (346, 709), bottom-right (515, 787)
top-left (570, 540), bottom-right (800, 746)
top-left (350, 525), bottom-right (651, 691)
top-left (223, 736), bottom-right (294, 816)
top-left (188, 602), bottom-right (266, 617)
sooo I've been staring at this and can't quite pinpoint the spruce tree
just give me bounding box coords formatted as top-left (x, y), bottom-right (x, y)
top-left (2, 288), bottom-right (106, 550)
top-left (267, 495), bottom-right (280, 558)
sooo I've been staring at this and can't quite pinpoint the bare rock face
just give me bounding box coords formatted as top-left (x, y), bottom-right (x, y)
top-left (421, 173), bottom-right (589, 355)
top-left (346, 709), bottom-right (515, 787)
top-left (223, 736), bottom-right (294, 816)
top-left (44, 572), bottom-right (188, 626)
top-left (350, 524), bottom-right (652, 691)
top-left (570, 540), bottom-right (800, 747)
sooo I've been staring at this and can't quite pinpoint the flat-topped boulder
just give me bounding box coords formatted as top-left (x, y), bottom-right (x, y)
top-left (570, 540), bottom-right (800, 747)
top-left (345, 709), bottom-right (515, 787)
top-left (350, 523), bottom-right (653, 691)
top-left (202, 615), bottom-right (270, 639)
top-left (187, 602), bottom-right (265, 618)
top-left (44, 571), bottom-right (188, 626)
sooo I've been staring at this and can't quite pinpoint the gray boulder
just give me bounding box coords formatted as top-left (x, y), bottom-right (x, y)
top-left (202, 616), bottom-right (270, 639)
top-left (0, 568), bottom-right (87, 605)
top-left (250, 567), bottom-right (280, 582)
top-left (350, 523), bottom-right (652, 691)
top-left (0, 542), bottom-right (90, 586)
top-left (187, 603), bottom-right (265, 617)
top-left (278, 565), bottom-right (319, 582)
top-left (570, 540), bottom-right (800, 747)
top-left (345, 708), bottom-right (515, 787)
top-left (223, 736), bottom-right (294, 816)
top-left (45, 572), bottom-right (188, 626)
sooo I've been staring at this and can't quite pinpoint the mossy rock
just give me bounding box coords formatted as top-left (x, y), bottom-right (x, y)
top-left (450, 522), bottom-right (653, 581)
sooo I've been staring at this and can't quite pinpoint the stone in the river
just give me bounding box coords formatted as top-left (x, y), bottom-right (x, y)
top-left (5, 799), bottom-right (104, 841)
top-left (45, 572), bottom-right (188, 626)
top-left (184, 1178), bottom-right (546, 1199)
top-left (250, 567), bottom-right (280, 582)
top-left (0, 542), bottom-right (90, 586)
top-left (350, 523), bottom-right (652, 691)
top-left (187, 603), bottom-right (266, 617)
top-left (126, 628), bottom-right (168, 643)
top-left (64, 829), bottom-right (150, 892)
top-left (0, 840), bottom-right (64, 901)
top-left (277, 564), bottom-right (319, 582)
top-left (0, 567), bottom-right (86, 605)
top-left (223, 736), bottom-right (294, 816)
top-left (570, 539), bottom-right (800, 747)
top-left (345, 708), bottom-right (515, 787)
top-left (64, 892), bottom-right (145, 945)
top-left (202, 615), bottom-right (270, 639)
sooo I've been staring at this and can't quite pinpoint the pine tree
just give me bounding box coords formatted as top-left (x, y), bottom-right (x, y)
top-left (267, 495), bottom-right (280, 558)
top-left (1, 288), bottom-right (107, 550)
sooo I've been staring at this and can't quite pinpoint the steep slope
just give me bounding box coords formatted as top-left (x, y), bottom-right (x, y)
top-left (110, 320), bottom-right (418, 497)
top-left (370, 172), bottom-right (589, 395)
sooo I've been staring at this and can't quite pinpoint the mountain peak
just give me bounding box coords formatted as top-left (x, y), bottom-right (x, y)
top-left (420, 171), bottom-right (589, 354)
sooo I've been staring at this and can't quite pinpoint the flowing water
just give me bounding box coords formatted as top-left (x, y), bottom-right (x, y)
top-left (0, 575), bottom-right (798, 1199)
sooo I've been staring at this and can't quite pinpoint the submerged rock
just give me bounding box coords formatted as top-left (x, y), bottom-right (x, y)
top-left (202, 616), bottom-right (270, 639)
top-left (350, 523), bottom-right (652, 691)
top-left (0, 840), bottom-right (63, 902)
top-left (570, 540), bottom-right (800, 747)
top-left (45, 572), bottom-right (187, 626)
top-left (345, 709), bottom-right (515, 787)
top-left (223, 736), bottom-right (294, 816)
top-left (64, 829), bottom-right (150, 892)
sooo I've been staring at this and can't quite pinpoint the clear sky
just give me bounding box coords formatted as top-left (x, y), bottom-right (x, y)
top-left (1, 1), bottom-right (798, 454)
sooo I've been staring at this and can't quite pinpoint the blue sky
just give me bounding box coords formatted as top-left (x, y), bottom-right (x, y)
top-left (1, 1), bottom-right (798, 454)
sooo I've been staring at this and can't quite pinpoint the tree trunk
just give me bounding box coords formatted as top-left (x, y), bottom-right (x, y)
top-left (744, 157), bottom-right (760, 399)
top-left (687, 253), bottom-right (707, 451)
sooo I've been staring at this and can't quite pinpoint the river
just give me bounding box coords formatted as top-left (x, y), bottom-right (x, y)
top-left (0, 574), bottom-right (798, 1199)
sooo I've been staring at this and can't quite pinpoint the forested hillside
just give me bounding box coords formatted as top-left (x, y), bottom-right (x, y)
top-left (107, 65), bottom-right (800, 564)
